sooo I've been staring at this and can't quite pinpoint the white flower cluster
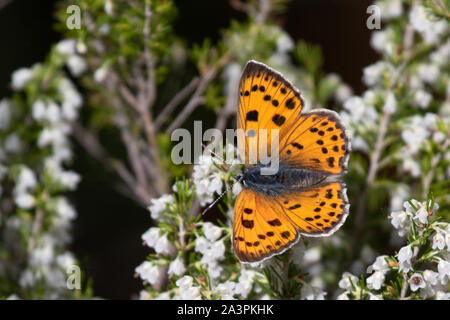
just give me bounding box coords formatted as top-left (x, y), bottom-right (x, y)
top-left (19, 235), bottom-right (77, 298)
top-left (56, 39), bottom-right (87, 77)
top-left (337, 271), bottom-right (382, 300)
top-left (141, 227), bottom-right (171, 255)
top-left (148, 194), bottom-right (174, 220)
top-left (340, 95), bottom-right (379, 152)
top-left (195, 222), bottom-right (226, 280)
top-left (390, 199), bottom-right (439, 237)
top-left (192, 144), bottom-right (239, 206)
top-left (338, 198), bottom-right (450, 300)
top-left (0, 39), bottom-right (85, 298)
top-left (409, 5), bottom-right (448, 44)
top-left (399, 113), bottom-right (445, 177)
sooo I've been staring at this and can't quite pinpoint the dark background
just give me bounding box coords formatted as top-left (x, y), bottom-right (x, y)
top-left (0, 0), bottom-right (375, 299)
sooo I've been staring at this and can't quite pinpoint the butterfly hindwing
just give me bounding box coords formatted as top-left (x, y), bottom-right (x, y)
top-left (275, 181), bottom-right (349, 236)
top-left (237, 60), bottom-right (305, 165)
top-left (279, 110), bottom-right (351, 175)
top-left (233, 189), bottom-right (299, 263)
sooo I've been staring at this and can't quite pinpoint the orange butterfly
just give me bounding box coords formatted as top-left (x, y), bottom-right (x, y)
top-left (233, 60), bottom-right (351, 263)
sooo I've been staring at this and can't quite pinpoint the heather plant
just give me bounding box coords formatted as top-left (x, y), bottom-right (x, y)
top-left (0, 0), bottom-right (448, 300)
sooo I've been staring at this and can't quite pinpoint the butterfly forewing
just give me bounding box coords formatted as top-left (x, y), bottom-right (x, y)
top-left (237, 60), bottom-right (305, 165)
top-left (233, 189), bottom-right (299, 263)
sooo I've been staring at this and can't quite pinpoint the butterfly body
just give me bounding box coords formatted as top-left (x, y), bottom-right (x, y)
top-left (242, 164), bottom-right (328, 197)
top-left (233, 60), bottom-right (351, 264)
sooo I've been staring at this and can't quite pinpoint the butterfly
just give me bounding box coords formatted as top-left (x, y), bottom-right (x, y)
top-left (233, 60), bottom-right (351, 264)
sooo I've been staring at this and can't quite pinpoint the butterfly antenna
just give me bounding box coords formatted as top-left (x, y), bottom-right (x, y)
top-left (202, 143), bottom-right (226, 164)
top-left (201, 187), bottom-right (229, 215)
top-left (201, 173), bottom-right (244, 216)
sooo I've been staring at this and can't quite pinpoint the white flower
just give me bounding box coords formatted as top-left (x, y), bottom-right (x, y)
top-left (413, 205), bottom-right (429, 224)
top-left (135, 261), bottom-right (160, 285)
top-left (417, 64), bottom-right (439, 84)
top-left (409, 273), bottom-right (426, 292)
top-left (32, 100), bottom-right (47, 121)
top-left (15, 193), bottom-right (35, 209)
top-left (154, 291), bottom-right (171, 300)
top-left (19, 269), bottom-right (35, 288)
top-left (56, 39), bottom-right (77, 55)
top-left (46, 102), bottom-right (61, 124)
top-left (232, 182), bottom-right (242, 196)
top-left (433, 131), bottom-right (445, 144)
top-left (67, 55), bottom-right (87, 77)
top-left (335, 84), bottom-right (352, 104)
top-left (390, 185), bottom-right (410, 212)
top-left (413, 90), bottom-right (432, 109)
top-left (175, 276), bottom-right (201, 300)
top-left (58, 171), bottom-right (81, 190)
top-left (430, 39), bottom-right (450, 66)
top-left (368, 293), bottom-right (383, 300)
top-left (343, 96), bottom-right (378, 125)
top-left (383, 91), bottom-right (397, 114)
top-left (148, 194), bottom-right (174, 220)
top-left (437, 260), bottom-right (450, 284)
top-left (210, 240), bottom-right (226, 260)
top-left (202, 222), bottom-right (222, 242)
top-left (366, 271), bottom-right (385, 290)
top-left (390, 211), bottom-right (410, 237)
top-left (362, 61), bottom-right (387, 86)
top-left (154, 233), bottom-right (171, 255)
top-left (207, 262), bottom-right (223, 281)
top-left (276, 33), bottom-right (294, 54)
top-left (176, 275), bottom-right (194, 289)
top-left (195, 236), bottom-right (209, 254)
top-left (208, 175), bottom-right (223, 195)
top-left (15, 166), bottom-right (37, 193)
top-left (235, 270), bottom-right (256, 298)
top-left (56, 252), bottom-right (76, 270)
top-left (29, 237), bottom-right (55, 267)
top-left (94, 66), bottom-right (109, 83)
top-left (58, 78), bottom-right (83, 108)
top-left (337, 292), bottom-right (350, 300)
top-left (168, 256), bottom-right (186, 277)
top-left (139, 290), bottom-right (151, 300)
top-left (378, 0), bottom-right (403, 20)
top-left (435, 291), bottom-right (450, 300)
top-left (410, 6), bottom-right (448, 44)
top-left (401, 158), bottom-right (421, 178)
top-left (303, 247), bottom-right (321, 265)
top-left (105, 0), bottom-right (114, 15)
top-left (397, 245), bottom-right (413, 272)
top-left (192, 150), bottom-right (232, 206)
top-left (0, 99), bottom-right (11, 130)
top-left (4, 133), bottom-right (22, 153)
top-left (56, 198), bottom-right (77, 220)
top-left (301, 284), bottom-right (326, 300)
top-left (11, 67), bottom-right (33, 90)
top-left (338, 272), bottom-right (358, 291)
top-left (367, 255), bottom-right (389, 274)
top-left (423, 270), bottom-right (439, 286)
top-left (142, 227), bottom-right (161, 248)
top-left (177, 286), bottom-right (201, 300)
top-left (432, 232), bottom-right (446, 251)
top-left (214, 281), bottom-right (236, 300)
